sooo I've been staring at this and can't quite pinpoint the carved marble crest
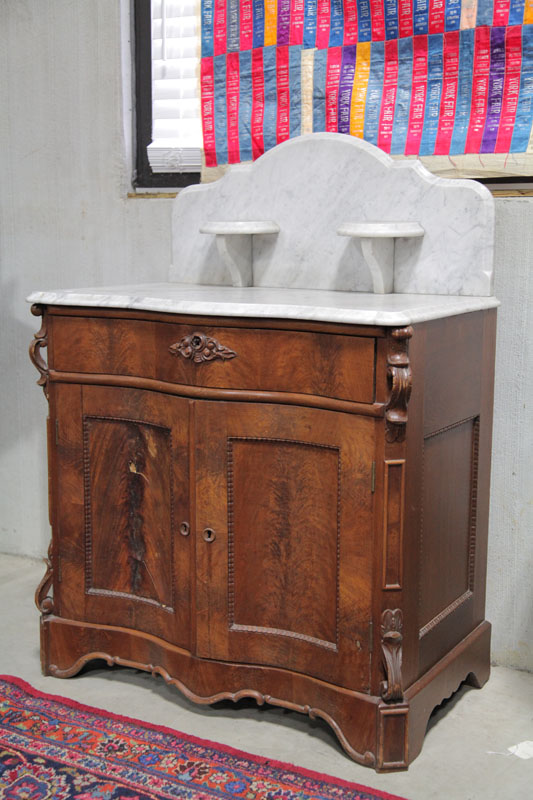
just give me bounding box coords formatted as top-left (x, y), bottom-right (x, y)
top-left (169, 332), bottom-right (237, 363)
top-left (380, 608), bottom-right (403, 703)
top-left (385, 326), bottom-right (413, 443)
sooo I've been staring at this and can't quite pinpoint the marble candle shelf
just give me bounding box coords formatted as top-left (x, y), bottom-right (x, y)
top-left (199, 221), bottom-right (280, 287)
top-left (337, 222), bottom-right (425, 294)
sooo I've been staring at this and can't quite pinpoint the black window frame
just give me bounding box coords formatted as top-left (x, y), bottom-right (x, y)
top-left (134, 0), bottom-right (201, 189)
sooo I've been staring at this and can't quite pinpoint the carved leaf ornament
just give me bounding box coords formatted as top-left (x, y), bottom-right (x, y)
top-left (380, 608), bottom-right (404, 702)
top-left (169, 332), bottom-right (237, 363)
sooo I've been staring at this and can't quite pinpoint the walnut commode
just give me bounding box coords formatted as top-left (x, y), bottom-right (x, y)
top-left (29, 134), bottom-right (498, 770)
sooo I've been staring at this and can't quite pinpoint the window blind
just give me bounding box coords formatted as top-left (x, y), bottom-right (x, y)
top-left (148, 0), bottom-right (202, 172)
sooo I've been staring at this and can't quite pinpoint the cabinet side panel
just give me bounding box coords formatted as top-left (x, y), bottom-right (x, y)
top-left (422, 314), bottom-right (483, 435)
top-left (229, 438), bottom-right (339, 648)
top-left (419, 418), bottom-right (477, 632)
top-left (416, 310), bottom-right (495, 675)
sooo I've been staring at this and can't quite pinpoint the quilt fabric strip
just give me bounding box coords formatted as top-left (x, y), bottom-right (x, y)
top-left (200, 1), bottom-right (533, 166)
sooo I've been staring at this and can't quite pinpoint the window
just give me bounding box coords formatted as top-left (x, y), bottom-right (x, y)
top-left (134, 0), bottom-right (201, 187)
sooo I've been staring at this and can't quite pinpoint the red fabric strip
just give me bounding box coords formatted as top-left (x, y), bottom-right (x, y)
top-left (290, 0), bottom-right (305, 45)
top-left (240, 0), bottom-right (254, 50)
top-left (428, 0), bottom-right (446, 34)
top-left (405, 34), bottom-right (429, 155)
top-left (465, 26), bottom-right (492, 153)
top-left (316, 0), bottom-right (332, 49)
top-left (434, 29), bottom-right (460, 154)
top-left (226, 52), bottom-right (241, 163)
top-left (201, 57), bottom-right (217, 167)
top-left (251, 47), bottom-right (265, 160)
top-left (214, 0), bottom-right (227, 56)
top-left (378, 39), bottom-right (399, 152)
top-left (495, 25), bottom-right (523, 152)
top-left (276, 45), bottom-right (291, 143)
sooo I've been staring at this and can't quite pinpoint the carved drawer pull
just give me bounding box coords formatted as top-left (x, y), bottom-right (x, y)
top-left (203, 527), bottom-right (216, 543)
top-left (179, 522), bottom-right (190, 537)
top-left (169, 332), bottom-right (237, 363)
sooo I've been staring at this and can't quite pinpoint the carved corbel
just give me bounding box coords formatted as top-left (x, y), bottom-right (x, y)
top-left (385, 326), bottom-right (413, 443)
top-left (29, 304), bottom-right (49, 399)
top-left (35, 540), bottom-right (54, 615)
top-left (380, 608), bottom-right (403, 702)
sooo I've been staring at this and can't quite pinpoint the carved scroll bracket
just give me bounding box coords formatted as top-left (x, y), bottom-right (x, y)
top-left (385, 326), bottom-right (413, 443)
top-left (380, 608), bottom-right (403, 703)
top-left (29, 304), bottom-right (49, 399)
top-left (169, 332), bottom-right (237, 363)
top-left (35, 540), bottom-right (54, 615)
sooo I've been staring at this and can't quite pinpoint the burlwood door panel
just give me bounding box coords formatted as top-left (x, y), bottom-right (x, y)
top-left (52, 384), bottom-right (191, 649)
top-left (194, 401), bottom-right (376, 691)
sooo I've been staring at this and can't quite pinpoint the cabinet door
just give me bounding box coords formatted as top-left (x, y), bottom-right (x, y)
top-left (195, 402), bottom-right (376, 691)
top-left (52, 384), bottom-right (191, 649)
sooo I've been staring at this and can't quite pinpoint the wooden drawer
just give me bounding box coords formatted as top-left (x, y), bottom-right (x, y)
top-left (51, 315), bottom-right (375, 403)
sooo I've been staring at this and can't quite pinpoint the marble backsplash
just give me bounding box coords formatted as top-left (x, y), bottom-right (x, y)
top-left (170, 133), bottom-right (495, 297)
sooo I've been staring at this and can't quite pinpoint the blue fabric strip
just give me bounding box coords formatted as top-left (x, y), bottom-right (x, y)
top-left (213, 54), bottom-right (228, 165)
top-left (476, 0), bottom-right (494, 27)
top-left (239, 50), bottom-right (253, 161)
top-left (444, 0), bottom-right (462, 31)
top-left (201, 0), bottom-right (214, 57)
top-left (312, 47), bottom-right (328, 131)
top-left (289, 46), bottom-right (303, 138)
top-left (508, 0), bottom-right (525, 25)
top-left (449, 28), bottom-right (475, 154)
top-left (304, 0), bottom-right (318, 49)
top-left (356, 0), bottom-right (372, 42)
top-left (384, 0), bottom-right (399, 40)
top-left (252, 0), bottom-right (265, 49)
top-left (413, 0), bottom-right (430, 36)
top-left (263, 46), bottom-right (278, 152)
top-left (364, 41), bottom-right (385, 145)
top-left (391, 36), bottom-right (413, 154)
top-left (329, 0), bottom-right (345, 47)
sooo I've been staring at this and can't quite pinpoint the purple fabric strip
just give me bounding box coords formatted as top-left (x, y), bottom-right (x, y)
top-left (338, 45), bottom-right (357, 134)
top-left (480, 26), bottom-right (506, 153)
top-left (277, 0), bottom-right (291, 45)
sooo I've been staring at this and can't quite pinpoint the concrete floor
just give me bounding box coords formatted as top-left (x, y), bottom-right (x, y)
top-left (1, 553), bottom-right (531, 800)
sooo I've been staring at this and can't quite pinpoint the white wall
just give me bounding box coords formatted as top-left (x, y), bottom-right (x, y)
top-left (0, 1), bottom-right (173, 557)
top-left (0, 2), bottom-right (531, 671)
top-left (488, 199), bottom-right (533, 672)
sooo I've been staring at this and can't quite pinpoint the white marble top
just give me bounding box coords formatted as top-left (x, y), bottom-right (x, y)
top-left (27, 283), bottom-right (499, 327)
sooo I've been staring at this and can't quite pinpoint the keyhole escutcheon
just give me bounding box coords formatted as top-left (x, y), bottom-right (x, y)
top-left (203, 527), bottom-right (216, 543)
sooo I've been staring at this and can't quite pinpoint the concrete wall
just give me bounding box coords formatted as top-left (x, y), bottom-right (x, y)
top-left (0, 2), bottom-right (531, 671)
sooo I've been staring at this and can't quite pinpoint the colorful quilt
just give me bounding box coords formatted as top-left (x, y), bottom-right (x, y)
top-left (199, 1), bottom-right (533, 167)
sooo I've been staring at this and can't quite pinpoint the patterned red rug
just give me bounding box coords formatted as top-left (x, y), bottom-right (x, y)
top-left (0, 675), bottom-right (408, 800)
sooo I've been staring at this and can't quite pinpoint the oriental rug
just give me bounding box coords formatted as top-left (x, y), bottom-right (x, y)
top-left (0, 675), bottom-right (407, 800)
